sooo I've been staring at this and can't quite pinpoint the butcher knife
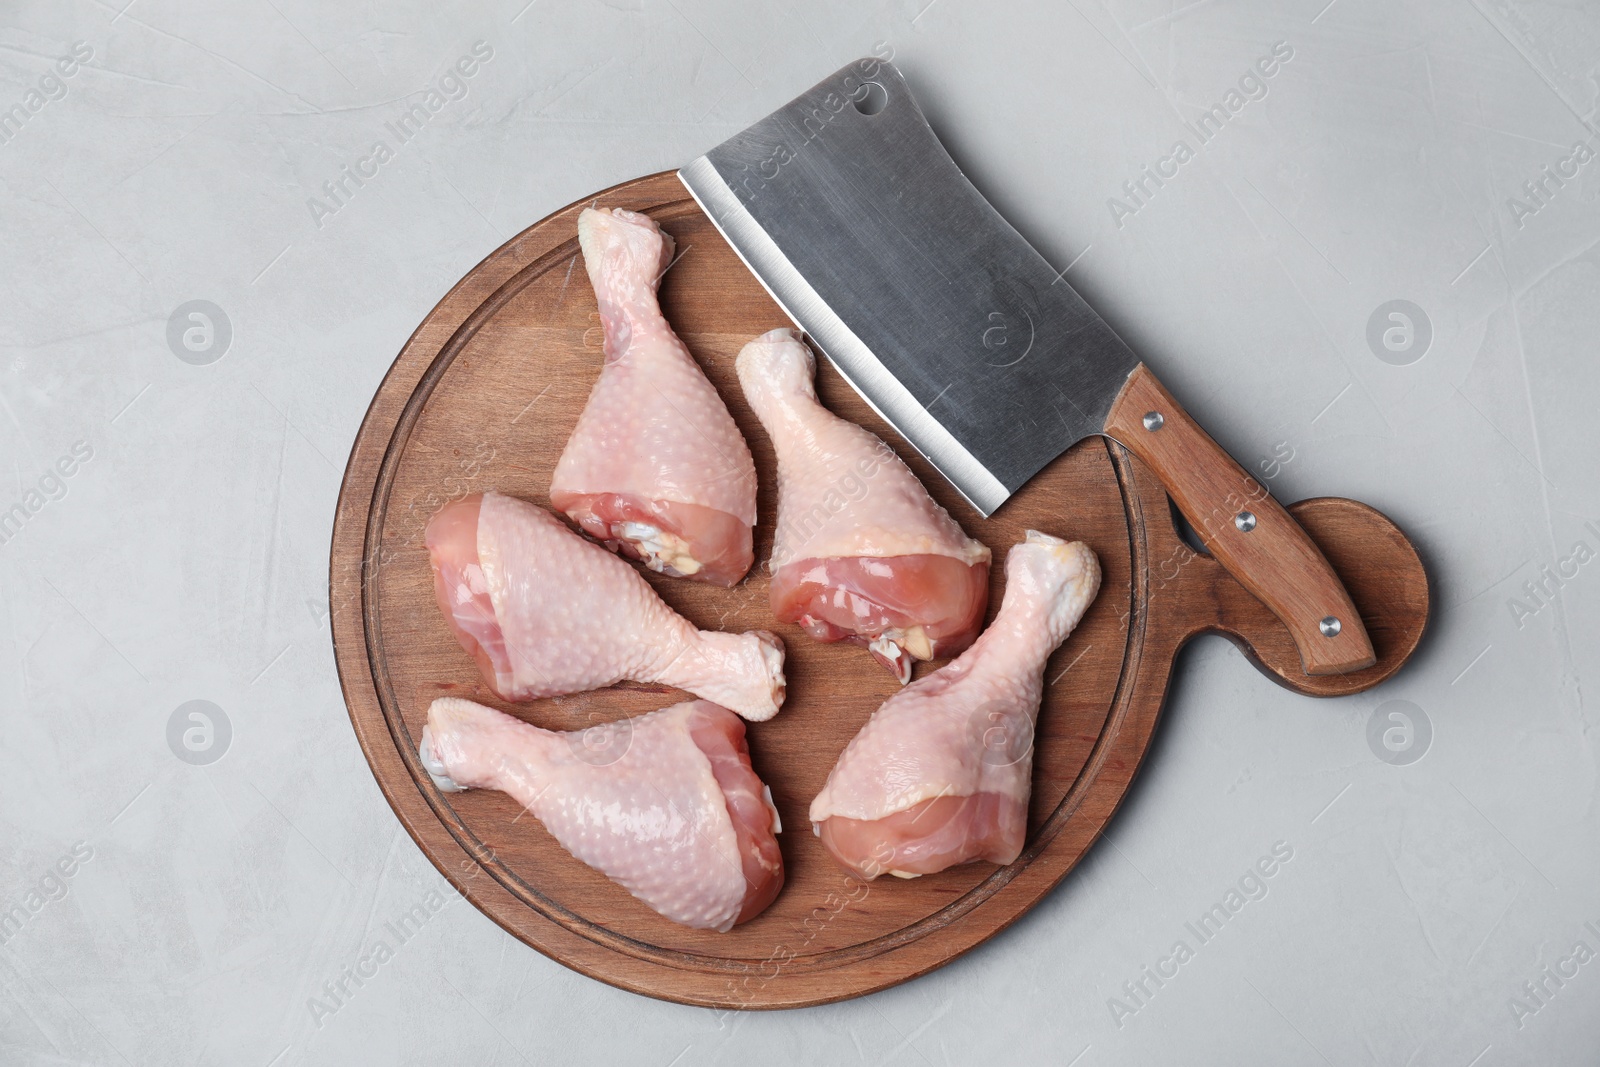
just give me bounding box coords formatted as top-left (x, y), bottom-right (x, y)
top-left (679, 58), bottom-right (1375, 676)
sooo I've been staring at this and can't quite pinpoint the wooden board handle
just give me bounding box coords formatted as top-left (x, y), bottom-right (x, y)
top-left (1105, 363), bottom-right (1376, 675)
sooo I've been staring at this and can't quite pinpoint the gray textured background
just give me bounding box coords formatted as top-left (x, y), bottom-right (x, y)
top-left (3, 0), bottom-right (1598, 1063)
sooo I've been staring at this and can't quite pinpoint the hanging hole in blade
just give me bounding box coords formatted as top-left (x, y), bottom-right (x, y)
top-left (853, 81), bottom-right (888, 116)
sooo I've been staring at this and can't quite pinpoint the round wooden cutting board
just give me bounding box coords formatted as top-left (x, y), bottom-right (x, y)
top-left (329, 172), bottom-right (1428, 1009)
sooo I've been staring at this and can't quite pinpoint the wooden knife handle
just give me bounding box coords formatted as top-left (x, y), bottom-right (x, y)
top-left (1105, 363), bottom-right (1376, 675)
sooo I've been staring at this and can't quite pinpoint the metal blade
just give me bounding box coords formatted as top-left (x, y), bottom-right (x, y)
top-left (679, 58), bottom-right (1140, 516)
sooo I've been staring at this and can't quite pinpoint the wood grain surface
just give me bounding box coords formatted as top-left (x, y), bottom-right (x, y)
top-left (1105, 364), bottom-right (1376, 675)
top-left (329, 171), bottom-right (1430, 1009)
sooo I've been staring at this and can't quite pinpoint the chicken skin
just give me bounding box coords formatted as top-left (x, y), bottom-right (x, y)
top-left (425, 492), bottom-right (785, 720)
top-left (811, 531), bottom-right (1100, 879)
top-left (421, 697), bottom-right (784, 930)
top-left (550, 207), bottom-right (757, 586)
top-left (736, 328), bottom-right (990, 682)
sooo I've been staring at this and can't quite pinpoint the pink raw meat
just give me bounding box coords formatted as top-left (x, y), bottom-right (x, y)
top-left (550, 207), bottom-right (757, 586)
top-left (426, 492), bottom-right (785, 720)
top-left (421, 697), bottom-right (784, 930)
top-left (810, 531), bottom-right (1100, 878)
top-left (736, 328), bottom-right (990, 682)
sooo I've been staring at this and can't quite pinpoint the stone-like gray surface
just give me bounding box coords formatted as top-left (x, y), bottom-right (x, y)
top-left (2, 0), bottom-right (1597, 1063)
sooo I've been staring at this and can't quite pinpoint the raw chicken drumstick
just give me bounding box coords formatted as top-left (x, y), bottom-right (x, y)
top-left (550, 207), bottom-right (758, 586)
top-left (736, 328), bottom-right (991, 682)
top-left (426, 492), bottom-right (785, 721)
top-left (421, 697), bottom-right (784, 931)
top-left (810, 531), bottom-right (1100, 879)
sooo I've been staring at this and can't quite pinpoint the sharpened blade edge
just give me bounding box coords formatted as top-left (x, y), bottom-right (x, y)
top-left (678, 158), bottom-right (1011, 516)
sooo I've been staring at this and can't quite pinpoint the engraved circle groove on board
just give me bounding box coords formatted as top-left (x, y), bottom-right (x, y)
top-left (358, 194), bottom-right (1143, 974)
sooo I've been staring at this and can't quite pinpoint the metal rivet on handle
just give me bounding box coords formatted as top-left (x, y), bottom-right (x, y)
top-left (1234, 510), bottom-right (1257, 532)
top-left (1320, 616), bottom-right (1342, 637)
top-left (1142, 411), bottom-right (1164, 431)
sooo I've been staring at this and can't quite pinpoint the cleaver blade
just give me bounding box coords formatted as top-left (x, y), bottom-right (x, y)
top-left (679, 58), bottom-right (1375, 676)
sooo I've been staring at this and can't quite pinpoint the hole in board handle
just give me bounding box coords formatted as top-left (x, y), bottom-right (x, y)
top-left (1169, 496), bottom-right (1211, 558)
